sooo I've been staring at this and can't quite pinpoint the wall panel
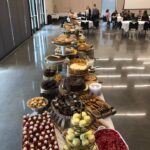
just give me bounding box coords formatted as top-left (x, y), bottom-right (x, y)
top-left (0, 0), bottom-right (14, 59)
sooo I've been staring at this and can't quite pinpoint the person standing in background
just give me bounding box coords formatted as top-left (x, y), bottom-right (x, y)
top-left (106, 9), bottom-right (110, 27)
top-left (142, 10), bottom-right (149, 21)
top-left (85, 6), bottom-right (91, 20)
top-left (92, 4), bottom-right (100, 28)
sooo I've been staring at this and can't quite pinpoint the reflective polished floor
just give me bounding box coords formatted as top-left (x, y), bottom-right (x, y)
top-left (0, 23), bottom-right (150, 150)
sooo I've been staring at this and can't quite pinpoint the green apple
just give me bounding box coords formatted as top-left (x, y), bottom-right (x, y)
top-left (86, 130), bottom-right (93, 136)
top-left (73, 113), bottom-right (81, 119)
top-left (72, 138), bottom-right (80, 147)
top-left (63, 145), bottom-right (70, 150)
top-left (87, 134), bottom-right (95, 143)
top-left (71, 117), bottom-right (80, 126)
top-left (67, 128), bottom-right (74, 134)
top-left (79, 120), bottom-right (87, 127)
top-left (80, 133), bottom-right (86, 140)
top-left (84, 116), bottom-right (91, 124)
top-left (67, 132), bottom-right (75, 141)
top-left (82, 139), bottom-right (90, 146)
top-left (81, 112), bottom-right (87, 117)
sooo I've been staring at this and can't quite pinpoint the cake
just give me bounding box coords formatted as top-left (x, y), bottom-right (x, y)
top-left (46, 55), bottom-right (65, 62)
top-left (64, 77), bottom-right (86, 92)
top-left (41, 80), bottom-right (58, 96)
top-left (69, 59), bottom-right (88, 75)
top-left (43, 69), bottom-right (56, 79)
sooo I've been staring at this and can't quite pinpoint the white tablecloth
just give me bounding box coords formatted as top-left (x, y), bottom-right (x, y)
top-left (121, 21), bottom-right (145, 32)
top-left (51, 14), bottom-right (59, 19)
top-left (51, 13), bottom-right (68, 19)
top-left (78, 20), bottom-right (94, 28)
top-left (117, 16), bottom-right (123, 22)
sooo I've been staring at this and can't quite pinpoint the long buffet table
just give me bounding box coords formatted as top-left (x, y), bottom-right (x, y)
top-left (22, 22), bottom-right (130, 150)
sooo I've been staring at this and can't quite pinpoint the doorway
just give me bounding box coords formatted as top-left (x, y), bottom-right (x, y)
top-left (28, 0), bottom-right (46, 33)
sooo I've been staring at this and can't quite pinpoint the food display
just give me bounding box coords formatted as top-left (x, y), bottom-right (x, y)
top-left (69, 58), bottom-right (88, 75)
top-left (55, 47), bottom-right (77, 55)
top-left (22, 112), bottom-right (59, 150)
top-left (63, 112), bottom-right (97, 150)
top-left (95, 128), bottom-right (129, 150)
top-left (45, 55), bottom-right (65, 64)
top-left (79, 94), bottom-right (116, 118)
top-left (64, 76), bottom-right (86, 92)
top-left (53, 34), bottom-right (77, 45)
top-left (20, 16), bottom-right (126, 150)
top-left (77, 42), bottom-right (93, 51)
top-left (27, 97), bottom-right (48, 110)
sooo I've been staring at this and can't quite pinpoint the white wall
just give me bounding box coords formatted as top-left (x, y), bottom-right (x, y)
top-left (53, 0), bottom-right (102, 13)
top-left (45, 0), bottom-right (53, 14)
top-left (116, 0), bottom-right (124, 13)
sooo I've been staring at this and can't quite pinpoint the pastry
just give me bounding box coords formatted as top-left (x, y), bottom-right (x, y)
top-left (53, 34), bottom-right (77, 45)
top-left (77, 42), bottom-right (93, 51)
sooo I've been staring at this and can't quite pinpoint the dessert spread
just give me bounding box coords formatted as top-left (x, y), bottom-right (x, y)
top-left (22, 112), bottom-right (59, 150)
top-left (27, 97), bottom-right (48, 109)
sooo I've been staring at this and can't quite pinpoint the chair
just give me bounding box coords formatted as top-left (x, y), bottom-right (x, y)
top-left (81, 21), bottom-right (89, 30)
top-left (128, 22), bottom-right (139, 38)
top-left (143, 22), bottom-right (150, 35)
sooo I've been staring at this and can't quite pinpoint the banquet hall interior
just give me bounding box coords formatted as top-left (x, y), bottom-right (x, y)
top-left (0, 0), bottom-right (150, 150)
